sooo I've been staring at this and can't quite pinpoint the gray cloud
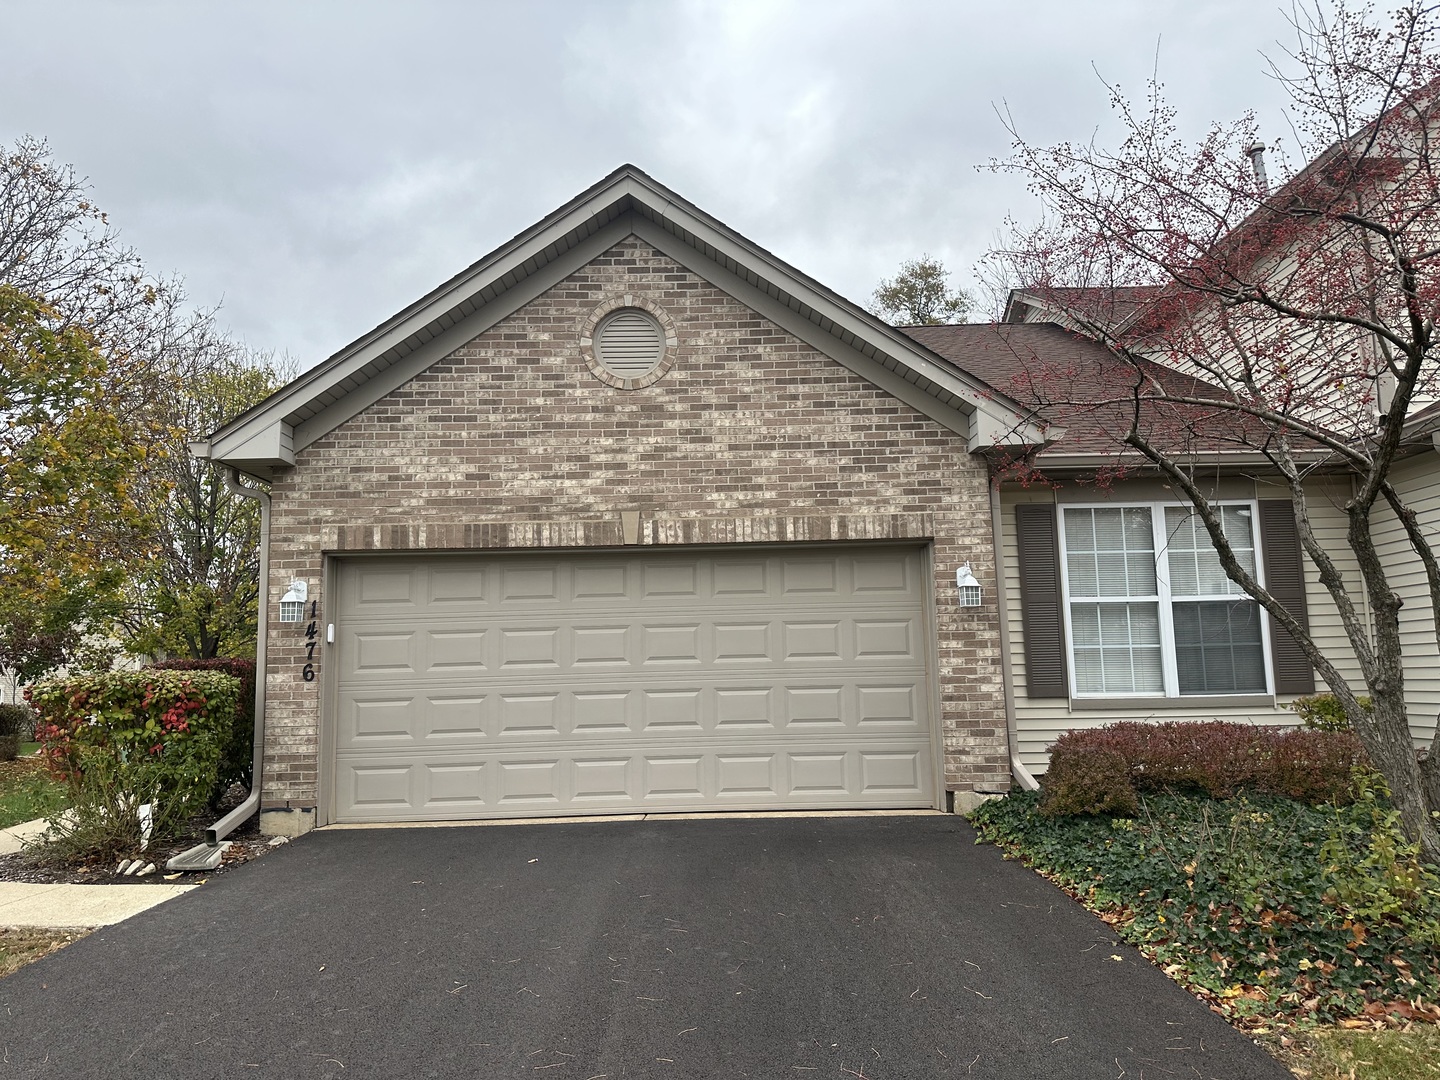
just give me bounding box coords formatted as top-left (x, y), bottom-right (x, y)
top-left (2, 0), bottom-right (1303, 365)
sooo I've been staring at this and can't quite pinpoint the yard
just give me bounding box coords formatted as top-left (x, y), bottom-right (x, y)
top-left (0, 927), bottom-right (90, 979)
top-left (0, 753), bottom-right (66, 831)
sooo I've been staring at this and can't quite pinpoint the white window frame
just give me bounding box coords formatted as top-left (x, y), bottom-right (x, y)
top-left (1057, 500), bottom-right (1274, 700)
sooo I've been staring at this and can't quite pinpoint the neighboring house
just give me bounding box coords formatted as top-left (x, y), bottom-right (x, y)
top-left (901, 322), bottom-right (1415, 781)
top-left (194, 166), bottom-right (1049, 835)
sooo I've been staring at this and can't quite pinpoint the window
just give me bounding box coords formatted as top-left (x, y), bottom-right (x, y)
top-left (1059, 503), bottom-right (1269, 697)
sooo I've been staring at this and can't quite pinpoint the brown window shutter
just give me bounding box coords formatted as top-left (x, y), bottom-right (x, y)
top-left (1015, 502), bottom-right (1068, 697)
top-left (1258, 499), bottom-right (1316, 695)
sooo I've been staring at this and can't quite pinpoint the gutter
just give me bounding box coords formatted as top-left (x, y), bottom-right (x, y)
top-left (204, 467), bottom-right (270, 845)
top-left (990, 483), bottom-right (1041, 792)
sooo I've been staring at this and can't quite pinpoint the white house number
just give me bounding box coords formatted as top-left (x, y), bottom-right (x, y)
top-left (302, 601), bottom-right (318, 681)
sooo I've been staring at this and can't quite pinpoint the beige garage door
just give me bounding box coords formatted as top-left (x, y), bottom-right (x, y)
top-left (332, 545), bottom-right (936, 822)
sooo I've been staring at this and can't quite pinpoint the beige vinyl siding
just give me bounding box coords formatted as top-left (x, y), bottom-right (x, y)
top-left (1003, 481), bottom-right (1364, 772)
top-left (1372, 451), bottom-right (1440, 749)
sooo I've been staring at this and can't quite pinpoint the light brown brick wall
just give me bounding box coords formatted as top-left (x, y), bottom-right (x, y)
top-left (263, 237), bottom-right (1008, 813)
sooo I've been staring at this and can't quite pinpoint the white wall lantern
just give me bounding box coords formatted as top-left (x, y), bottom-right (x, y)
top-left (280, 580), bottom-right (308, 623)
top-left (955, 563), bottom-right (982, 608)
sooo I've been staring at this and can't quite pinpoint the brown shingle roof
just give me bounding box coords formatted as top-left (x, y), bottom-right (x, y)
top-left (899, 322), bottom-right (1264, 457)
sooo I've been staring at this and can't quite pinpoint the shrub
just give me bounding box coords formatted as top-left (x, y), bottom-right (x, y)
top-left (26, 670), bottom-right (238, 856)
top-left (149, 657), bottom-right (255, 792)
top-left (1039, 721), bottom-right (1366, 817)
top-left (0, 703), bottom-right (36, 761)
top-left (1288, 692), bottom-right (1369, 732)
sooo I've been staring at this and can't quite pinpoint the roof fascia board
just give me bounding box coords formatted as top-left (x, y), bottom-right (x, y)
top-left (208, 182), bottom-right (647, 459)
top-left (627, 216), bottom-right (976, 439)
top-left (286, 214), bottom-right (637, 454)
top-left (624, 188), bottom-right (1039, 438)
top-left (1031, 450), bottom-right (1333, 471)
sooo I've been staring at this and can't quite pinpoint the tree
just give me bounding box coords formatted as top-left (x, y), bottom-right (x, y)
top-left (871, 255), bottom-right (973, 324)
top-left (121, 354), bottom-right (285, 660)
top-left (1, 136), bottom-right (278, 674)
top-left (985, 2), bottom-right (1440, 859)
top-left (0, 286), bottom-right (151, 618)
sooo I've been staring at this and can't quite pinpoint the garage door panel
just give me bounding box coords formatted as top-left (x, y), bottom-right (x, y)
top-left (335, 736), bottom-right (933, 821)
top-left (428, 566), bottom-right (488, 604)
top-left (713, 560), bottom-right (768, 596)
top-left (500, 565), bottom-right (560, 602)
top-left (571, 690), bottom-right (635, 734)
top-left (426, 694), bottom-right (487, 737)
top-left (854, 620), bottom-right (916, 660)
top-left (642, 561), bottom-right (699, 598)
top-left (340, 677), bottom-right (930, 745)
top-left (572, 563), bottom-right (631, 601)
top-left (425, 629), bottom-right (488, 671)
top-left (334, 546), bottom-right (936, 822)
top-left (641, 688), bottom-right (703, 731)
top-left (572, 625), bottom-right (630, 666)
top-left (353, 632), bottom-right (415, 673)
top-left (714, 687), bottom-right (773, 728)
top-left (860, 751), bottom-right (926, 794)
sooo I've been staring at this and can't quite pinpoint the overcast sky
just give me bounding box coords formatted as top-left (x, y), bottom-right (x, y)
top-left (2, 0), bottom-right (1307, 367)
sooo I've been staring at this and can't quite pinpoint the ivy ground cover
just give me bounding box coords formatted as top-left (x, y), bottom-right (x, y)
top-left (969, 785), bottom-right (1440, 1028)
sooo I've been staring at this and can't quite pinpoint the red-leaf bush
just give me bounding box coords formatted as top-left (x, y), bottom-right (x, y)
top-left (1039, 720), bottom-right (1367, 817)
top-left (26, 670), bottom-right (238, 856)
top-left (150, 657), bottom-right (255, 791)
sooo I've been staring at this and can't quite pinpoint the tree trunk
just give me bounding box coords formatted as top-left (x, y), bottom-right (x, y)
top-left (1361, 692), bottom-right (1440, 864)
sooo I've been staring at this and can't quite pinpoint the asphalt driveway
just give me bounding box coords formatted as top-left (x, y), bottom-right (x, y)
top-left (0, 814), bottom-right (1288, 1080)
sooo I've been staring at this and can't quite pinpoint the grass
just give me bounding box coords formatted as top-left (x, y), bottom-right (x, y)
top-left (0, 927), bottom-right (90, 979)
top-left (19, 742), bottom-right (39, 757)
top-left (1264, 1026), bottom-right (1440, 1079)
top-left (0, 756), bottom-right (68, 830)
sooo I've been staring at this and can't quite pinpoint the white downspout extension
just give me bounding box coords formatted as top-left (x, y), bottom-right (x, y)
top-left (990, 482), bottom-right (1041, 792)
top-left (205, 467), bottom-right (270, 845)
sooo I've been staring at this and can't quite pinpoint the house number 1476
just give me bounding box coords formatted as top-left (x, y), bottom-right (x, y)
top-left (303, 600), bottom-right (318, 681)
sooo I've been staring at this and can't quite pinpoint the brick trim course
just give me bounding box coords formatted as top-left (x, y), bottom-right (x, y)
top-left (262, 238), bottom-right (1008, 814)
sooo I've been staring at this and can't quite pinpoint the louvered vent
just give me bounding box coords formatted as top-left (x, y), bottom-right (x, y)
top-left (596, 310), bottom-right (664, 376)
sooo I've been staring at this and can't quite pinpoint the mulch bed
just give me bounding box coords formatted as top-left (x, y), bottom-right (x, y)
top-left (0, 780), bottom-right (282, 885)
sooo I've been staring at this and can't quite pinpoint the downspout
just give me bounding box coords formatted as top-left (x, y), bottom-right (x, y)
top-left (205, 467), bottom-right (270, 845)
top-left (990, 482), bottom-right (1041, 792)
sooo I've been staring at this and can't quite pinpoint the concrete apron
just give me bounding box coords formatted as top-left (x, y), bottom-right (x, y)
top-left (1, 817), bottom-right (197, 928)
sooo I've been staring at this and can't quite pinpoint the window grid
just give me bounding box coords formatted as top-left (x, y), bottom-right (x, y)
top-left (1058, 501), bottom-right (1272, 699)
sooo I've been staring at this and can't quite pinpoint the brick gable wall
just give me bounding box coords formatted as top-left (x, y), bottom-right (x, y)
top-left (262, 237), bottom-right (1008, 817)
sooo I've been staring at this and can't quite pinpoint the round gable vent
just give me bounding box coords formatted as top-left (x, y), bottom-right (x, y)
top-left (579, 296), bottom-right (678, 389)
top-left (595, 309), bottom-right (664, 377)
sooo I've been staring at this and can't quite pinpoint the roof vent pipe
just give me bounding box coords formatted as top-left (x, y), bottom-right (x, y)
top-left (1246, 140), bottom-right (1269, 194)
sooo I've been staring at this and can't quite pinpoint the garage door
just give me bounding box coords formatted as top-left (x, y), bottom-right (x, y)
top-left (332, 546), bottom-right (937, 822)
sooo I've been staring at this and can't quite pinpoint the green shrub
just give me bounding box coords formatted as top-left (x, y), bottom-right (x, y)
top-left (1039, 721), bottom-right (1366, 817)
top-left (26, 670), bottom-right (238, 856)
top-left (971, 787), bottom-right (1440, 1022)
top-left (1288, 692), bottom-right (1369, 732)
top-left (149, 657), bottom-right (255, 793)
top-left (0, 703), bottom-right (35, 761)
top-left (0, 703), bottom-right (35, 738)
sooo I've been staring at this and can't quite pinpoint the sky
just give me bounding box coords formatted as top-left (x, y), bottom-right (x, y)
top-left (1, 0), bottom-right (1309, 368)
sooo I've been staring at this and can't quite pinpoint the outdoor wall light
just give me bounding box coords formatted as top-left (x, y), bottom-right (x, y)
top-left (280, 580), bottom-right (308, 623)
top-left (955, 563), bottom-right (982, 608)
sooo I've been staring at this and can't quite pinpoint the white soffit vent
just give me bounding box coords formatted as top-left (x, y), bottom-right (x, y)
top-left (596, 310), bottom-right (664, 377)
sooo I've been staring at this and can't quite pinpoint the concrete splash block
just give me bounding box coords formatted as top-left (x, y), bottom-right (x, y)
top-left (165, 842), bottom-right (230, 872)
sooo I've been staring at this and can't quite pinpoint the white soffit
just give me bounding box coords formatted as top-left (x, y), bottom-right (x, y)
top-left (202, 166), bottom-right (1043, 477)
